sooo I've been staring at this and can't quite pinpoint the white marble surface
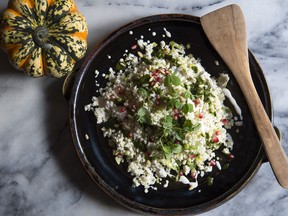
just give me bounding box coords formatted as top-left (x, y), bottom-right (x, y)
top-left (1, 0), bottom-right (288, 215)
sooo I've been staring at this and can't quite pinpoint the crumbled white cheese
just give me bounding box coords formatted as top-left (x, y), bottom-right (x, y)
top-left (85, 134), bottom-right (89, 140)
top-left (163, 28), bottom-right (171, 38)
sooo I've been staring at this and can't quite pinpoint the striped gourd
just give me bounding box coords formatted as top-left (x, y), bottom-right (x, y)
top-left (0, 0), bottom-right (88, 78)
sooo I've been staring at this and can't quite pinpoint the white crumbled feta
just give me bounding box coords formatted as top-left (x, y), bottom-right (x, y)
top-left (94, 107), bottom-right (108, 124)
top-left (216, 161), bottom-right (222, 170)
top-left (163, 180), bottom-right (169, 188)
top-left (85, 134), bottom-right (89, 140)
top-left (163, 28), bottom-right (172, 38)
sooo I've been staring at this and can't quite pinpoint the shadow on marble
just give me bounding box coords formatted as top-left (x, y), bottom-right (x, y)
top-left (42, 75), bottom-right (128, 211)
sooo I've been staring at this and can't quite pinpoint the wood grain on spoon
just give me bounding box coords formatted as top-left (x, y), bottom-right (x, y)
top-left (200, 4), bottom-right (288, 188)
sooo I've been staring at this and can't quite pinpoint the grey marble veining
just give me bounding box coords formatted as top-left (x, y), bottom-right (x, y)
top-left (1, 0), bottom-right (288, 215)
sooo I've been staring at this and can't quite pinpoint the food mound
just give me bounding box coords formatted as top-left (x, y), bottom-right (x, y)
top-left (85, 39), bottom-right (236, 193)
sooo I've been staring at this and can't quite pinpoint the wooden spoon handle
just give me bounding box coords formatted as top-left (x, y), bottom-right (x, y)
top-left (241, 68), bottom-right (288, 188)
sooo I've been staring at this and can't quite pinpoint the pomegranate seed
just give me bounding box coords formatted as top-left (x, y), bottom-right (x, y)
top-left (151, 81), bottom-right (156, 86)
top-left (127, 133), bottom-right (133, 138)
top-left (179, 171), bottom-right (184, 176)
top-left (155, 100), bottom-right (160, 106)
top-left (156, 94), bottom-right (161, 100)
top-left (164, 68), bottom-right (169, 75)
top-left (155, 77), bottom-right (162, 82)
top-left (131, 44), bottom-right (138, 49)
top-left (131, 104), bottom-right (137, 111)
top-left (228, 154), bottom-right (235, 159)
top-left (221, 119), bottom-right (228, 124)
top-left (189, 154), bottom-right (196, 159)
top-left (209, 160), bottom-right (216, 166)
top-left (193, 98), bottom-right (200, 106)
top-left (199, 113), bottom-right (204, 119)
top-left (215, 130), bottom-right (220, 136)
top-left (175, 140), bottom-right (180, 144)
top-left (152, 70), bottom-right (160, 77)
top-left (116, 85), bottom-right (122, 92)
top-left (191, 171), bottom-right (197, 179)
top-left (173, 114), bottom-right (179, 120)
top-left (212, 136), bottom-right (219, 143)
top-left (109, 94), bottom-right (116, 100)
top-left (146, 151), bottom-right (152, 157)
top-left (116, 85), bottom-right (125, 96)
top-left (119, 106), bottom-right (126, 112)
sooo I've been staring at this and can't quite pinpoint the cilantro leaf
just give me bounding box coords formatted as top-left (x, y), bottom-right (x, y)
top-left (138, 87), bottom-right (148, 97)
top-left (139, 74), bottom-right (151, 84)
top-left (135, 107), bottom-right (151, 124)
top-left (171, 144), bottom-right (182, 154)
top-left (162, 115), bottom-right (173, 129)
top-left (168, 98), bottom-right (182, 109)
top-left (183, 120), bottom-right (201, 132)
top-left (162, 143), bottom-right (183, 155)
top-left (162, 145), bottom-right (172, 154)
top-left (164, 74), bottom-right (182, 87)
top-left (171, 74), bottom-right (182, 86)
top-left (182, 103), bottom-right (193, 114)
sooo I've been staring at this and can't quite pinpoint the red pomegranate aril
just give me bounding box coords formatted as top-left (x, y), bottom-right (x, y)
top-left (152, 70), bottom-right (160, 77)
top-left (156, 94), bottom-right (161, 100)
top-left (119, 106), bottom-right (126, 112)
top-left (109, 94), bottom-right (116, 100)
top-left (155, 77), bottom-right (162, 82)
top-left (193, 98), bottom-right (200, 105)
top-left (116, 85), bottom-right (122, 92)
top-left (228, 154), bottom-right (235, 159)
top-left (209, 160), bottom-right (216, 166)
top-left (173, 108), bottom-right (179, 113)
top-left (179, 171), bottom-right (184, 176)
top-left (131, 44), bottom-right (138, 49)
top-left (215, 130), bottom-right (220, 136)
top-left (131, 104), bottom-right (137, 111)
top-left (212, 136), bottom-right (219, 143)
top-left (221, 119), bottom-right (228, 124)
top-left (191, 171), bottom-right (197, 179)
top-left (127, 133), bottom-right (133, 138)
top-left (146, 151), bottom-right (152, 157)
top-left (164, 68), bottom-right (169, 75)
top-left (199, 113), bottom-right (204, 119)
top-left (173, 115), bottom-right (179, 120)
top-left (189, 154), bottom-right (196, 159)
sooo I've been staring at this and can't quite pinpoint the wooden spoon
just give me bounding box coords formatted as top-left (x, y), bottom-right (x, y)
top-left (200, 4), bottom-right (288, 188)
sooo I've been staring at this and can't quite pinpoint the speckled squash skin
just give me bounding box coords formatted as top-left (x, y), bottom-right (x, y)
top-left (0, 0), bottom-right (88, 78)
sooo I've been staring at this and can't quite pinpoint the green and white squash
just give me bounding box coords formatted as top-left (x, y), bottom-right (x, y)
top-left (0, 0), bottom-right (88, 78)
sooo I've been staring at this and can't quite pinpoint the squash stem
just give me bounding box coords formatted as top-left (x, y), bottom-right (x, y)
top-left (33, 26), bottom-right (53, 50)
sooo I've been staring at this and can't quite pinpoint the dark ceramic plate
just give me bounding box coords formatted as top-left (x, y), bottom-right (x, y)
top-left (69, 14), bottom-right (272, 215)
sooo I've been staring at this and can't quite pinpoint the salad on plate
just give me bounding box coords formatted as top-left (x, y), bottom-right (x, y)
top-left (85, 37), bottom-right (239, 193)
